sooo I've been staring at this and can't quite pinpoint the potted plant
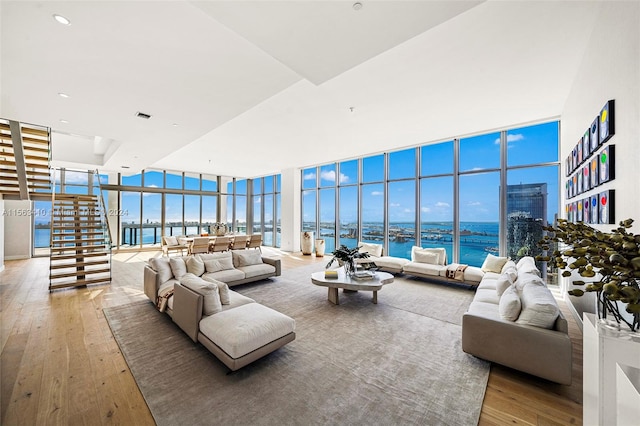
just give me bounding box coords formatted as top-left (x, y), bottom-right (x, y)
top-left (326, 245), bottom-right (370, 277)
top-left (537, 218), bottom-right (640, 332)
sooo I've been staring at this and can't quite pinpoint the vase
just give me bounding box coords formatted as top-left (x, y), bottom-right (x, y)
top-left (315, 239), bottom-right (325, 257)
top-left (596, 291), bottom-right (639, 333)
top-left (343, 260), bottom-right (356, 277)
top-left (212, 223), bottom-right (227, 236)
top-left (301, 231), bottom-right (314, 255)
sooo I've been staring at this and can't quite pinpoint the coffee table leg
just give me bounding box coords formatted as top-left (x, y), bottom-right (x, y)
top-left (373, 291), bottom-right (377, 304)
top-left (328, 288), bottom-right (339, 305)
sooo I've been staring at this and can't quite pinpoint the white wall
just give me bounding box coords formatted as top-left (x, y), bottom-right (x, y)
top-left (280, 167), bottom-right (301, 252)
top-left (560, 1), bottom-right (640, 320)
top-left (0, 198), bottom-right (5, 271)
top-left (3, 200), bottom-right (33, 260)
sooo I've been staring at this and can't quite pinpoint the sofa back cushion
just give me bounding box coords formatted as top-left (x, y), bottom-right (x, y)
top-left (199, 252), bottom-right (234, 270)
top-left (181, 273), bottom-right (222, 315)
top-left (169, 257), bottom-right (188, 280)
top-left (232, 250), bottom-right (263, 267)
top-left (516, 283), bottom-right (560, 329)
top-left (499, 285), bottom-right (521, 321)
top-left (414, 251), bottom-right (439, 265)
top-left (411, 246), bottom-right (446, 265)
top-left (496, 273), bottom-right (514, 297)
top-left (149, 257), bottom-right (173, 283)
top-left (481, 254), bottom-right (509, 273)
top-left (186, 256), bottom-right (205, 276)
top-left (516, 256), bottom-right (541, 277)
top-left (358, 242), bottom-right (383, 258)
top-left (201, 276), bottom-right (230, 305)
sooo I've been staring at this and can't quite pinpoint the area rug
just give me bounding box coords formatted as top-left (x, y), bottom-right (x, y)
top-left (104, 263), bottom-right (489, 426)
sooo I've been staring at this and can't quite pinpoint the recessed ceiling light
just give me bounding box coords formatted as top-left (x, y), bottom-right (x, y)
top-left (58, 92), bottom-right (70, 98)
top-left (59, 119), bottom-right (69, 124)
top-left (121, 165), bottom-right (130, 169)
top-left (172, 123), bottom-right (179, 127)
top-left (53, 14), bottom-right (71, 25)
top-left (353, 2), bottom-right (363, 11)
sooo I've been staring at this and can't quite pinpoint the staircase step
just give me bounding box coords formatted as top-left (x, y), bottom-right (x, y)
top-left (49, 276), bottom-right (112, 290)
top-left (50, 267), bottom-right (111, 279)
top-left (50, 244), bottom-right (106, 252)
top-left (50, 259), bottom-right (109, 270)
top-left (50, 252), bottom-right (109, 261)
top-left (51, 238), bottom-right (103, 245)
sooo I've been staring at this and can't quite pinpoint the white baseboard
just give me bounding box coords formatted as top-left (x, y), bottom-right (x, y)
top-left (565, 297), bottom-right (583, 333)
top-left (4, 255), bottom-right (30, 260)
top-left (0, 264), bottom-right (4, 272)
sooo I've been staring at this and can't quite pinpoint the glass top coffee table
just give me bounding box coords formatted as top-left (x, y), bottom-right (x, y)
top-left (311, 269), bottom-right (394, 305)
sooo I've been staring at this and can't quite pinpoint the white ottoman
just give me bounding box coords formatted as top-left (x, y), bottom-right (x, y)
top-left (198, 303), bottom-right (296, 370)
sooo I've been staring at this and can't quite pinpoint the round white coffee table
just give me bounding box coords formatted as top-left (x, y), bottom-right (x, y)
top-left (311, 269), bottom-right (394, 305)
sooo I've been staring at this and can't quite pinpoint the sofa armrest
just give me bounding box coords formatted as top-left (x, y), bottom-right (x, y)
top-left (144, 266), bottom-right (159, 302)
top-left (172, 283), bottom-right (204, 342)
top-left (262, 257), bottom-right (281, 276)
top-left (462, 312), bottom-right (572, 384)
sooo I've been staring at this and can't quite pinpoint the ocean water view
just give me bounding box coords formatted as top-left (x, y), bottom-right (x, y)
top-left (319, 221), bottom-right (499, 267)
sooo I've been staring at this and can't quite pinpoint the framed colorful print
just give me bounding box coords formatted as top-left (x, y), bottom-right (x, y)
top-left (599, 190), bottom-right (615, 224)
top-left (576, 199), bottom-right (583, 222)
top-left (590, 195), bottom-right (599, 224)
top-left (590, 156), bottom-right (599, 188)
top-left (572, 147), bottom-right (577, 171)
top-left (582, 166), bottom-right (590, 193)
top-left (565, 157), bottom-right (570, 177)
top-left (577, 140), bottom-right (583, 165)
top-left (565, 204), bottom-right (570, 221)
top-left (582, 198), bottom-right (590, 223)
top-left (599, 145), bottom-right (615, 184)
top-left (572, 174), bottom-right (578, 198)
top-left (582, 129), bottom-right (591, 158)
top-left (599, 100), bottom-right (615, 144)
top-left (576, 171), bottom-right (583, 195)
top-left (565, 180), bottom-right (571, 199)
top-left (590, 116), bottom-right (600, 151)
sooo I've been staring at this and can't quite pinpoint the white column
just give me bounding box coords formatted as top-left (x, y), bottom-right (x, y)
top-left (280, 168), bottom-right (301, 252)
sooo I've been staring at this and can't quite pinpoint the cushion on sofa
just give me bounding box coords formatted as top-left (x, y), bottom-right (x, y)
top-left (203, 269), bottom-right (245, 283)
top-left (186, 256), bottom-right (205, 276)
top-left (501, 260), bottom-right (517, 273)
top-left (203, 259), bottom-right (224, 273)
top-left (232, 250), bottom-right (263, 267)
top-left (358, 242), bottom-right (383, 257)
top-left (411, 247), bottom-right (446, 265)
top-left (414, 251), bottom-right (439, 264)
top-left (237, 263), bottom-right (276, 279)
top-left (496, 273), bottom-right (514, 297)
top-left (474, 287), bottom-right (500, 305)
top-left (169, 257), bottom-right (188, 280)
top-left (149, 257), bottom-right (173, 283)
top-left (481, 254), bottom-right (509, 273)
top-left (180, 273), bottom-right (222, 315)
top-left (373, 256), bottom-right (410, 271)
top-left (221, 290), bottom-right (255, 311)
top-left (200, 252), bottom-right (234, 270)
top-left (202, 276), bottom-right (230, 304)
top-left (199, 303), bottom-right (295, 359)
top-left (516, 283), bottom-right (560, 329)
top-left (499, 285), bottom-right (522, 321)
top-left (402, 261), bottom-right (445, 277)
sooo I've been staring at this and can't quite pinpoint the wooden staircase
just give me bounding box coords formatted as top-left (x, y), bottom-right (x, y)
top-left (49, 193), bottom-right (112, 290)
top-left (0, 119), bottom-right (52, 198)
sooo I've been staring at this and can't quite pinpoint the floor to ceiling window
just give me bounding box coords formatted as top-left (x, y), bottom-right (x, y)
top-left (301, 122), bottom-right (559, 275)
top-left (250, 174), bottom-right (281, 247)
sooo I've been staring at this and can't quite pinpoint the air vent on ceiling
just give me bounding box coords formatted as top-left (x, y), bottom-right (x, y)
top-left (135, 111), bottom-right (152, 119)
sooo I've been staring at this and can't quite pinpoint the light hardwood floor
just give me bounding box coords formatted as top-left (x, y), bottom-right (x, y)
top-left (0, 249), bottom-right (582, 425)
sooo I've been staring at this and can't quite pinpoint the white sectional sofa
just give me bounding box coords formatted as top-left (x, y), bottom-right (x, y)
top-left (462, 256), bottom-right (572, 385)
top-left (143, 250), bottom-right (295, 371)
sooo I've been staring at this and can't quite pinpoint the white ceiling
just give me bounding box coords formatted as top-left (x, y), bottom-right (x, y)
top-left (1, 1), bottom-right (601, 178)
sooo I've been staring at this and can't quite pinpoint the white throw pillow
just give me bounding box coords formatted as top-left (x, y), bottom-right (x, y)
top-left (516, 283), bottom-right (560, 329)
top-left (164, 236), bottom-right (178, 246)
top-left (169, 257), bottom-right (188, 280)
top-left (481, 254), bottom-right (509, 273)
top-left (414, 251), bottom-right (439, 265)
top-left (358, 242), bottom-right (383, 257)
top-left (499, 285), bottom-right (522, 321)
top-left (202, 276), bottom-right (230, 305)
top-left (501, 260), bottom-right (517, 274)
top-left (502, 266), bottom-right (518, 283)
top-left (496, 273), bottom-right (513, 297)
top-left (180, 273), bottom-right (222, 315)
top-left (203, 259), bottom-right (223, 273)
top-left (149, 257), bottom-right (173, 283)
top-left (232, 250), bottom-right (263, 267)
top-left (411, 247), bottom-right (446, 265)
top-left (186, 256), bottom-right (205, 276)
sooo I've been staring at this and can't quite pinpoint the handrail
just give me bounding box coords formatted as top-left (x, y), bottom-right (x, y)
top-left (94, 170), bottom-right (113, 249)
